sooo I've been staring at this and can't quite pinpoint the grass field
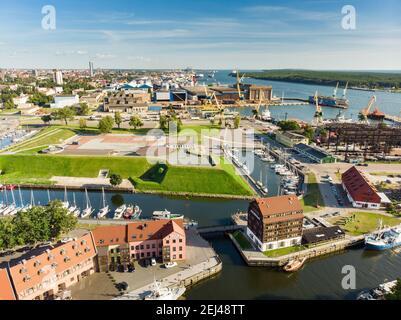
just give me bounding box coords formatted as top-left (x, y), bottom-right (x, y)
top-left (232, 231), bottom-right (253, 250)
top-left (330, 211), bottom-right (401, 236)
top-left (301, 173), bottom-right (325, 212)
top-left (0, 154), bottom-right (254, 196)
top-left (263, 245), bottom-right (306, 257)
top-left (5, 127), bottom-right (76, 154)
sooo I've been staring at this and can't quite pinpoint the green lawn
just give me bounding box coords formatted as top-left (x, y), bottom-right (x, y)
top-left (331, 211), bottom-right (401, 236)
top-left (232, 231), bottom-right (253, 250)
top-left (0, 154), bottom-right (254, 196)
top-left (301, 173), bottom-right (325, 212)
top-left (5, 127), bottom-right (76, 154)
top-left (263, 245), bottom-right (306, 257)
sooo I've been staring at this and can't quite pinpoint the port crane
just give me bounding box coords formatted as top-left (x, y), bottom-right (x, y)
top-left (202, 86), bottom-right (225, 125)
top-left (359, 95), bottom-right (377, 124)
top-left (235, 70), bottom-right (245, 105)
top-left (342, 82), bottom-right (349, 99)
top-left (313, 91), bottom-right (323, 125)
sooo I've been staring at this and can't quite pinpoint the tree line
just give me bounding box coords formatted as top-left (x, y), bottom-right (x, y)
top-left (0, 200), bottom-right (77, 251)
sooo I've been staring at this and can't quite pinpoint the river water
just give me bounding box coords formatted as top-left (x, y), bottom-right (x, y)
top-left (4, 183), bottom-right (401, 300)
top-left (201, 71), bottom-right (401, 122)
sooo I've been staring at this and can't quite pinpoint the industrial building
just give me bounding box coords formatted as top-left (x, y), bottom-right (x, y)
top-left (342, 166), bottom-right (391, 209)
top-left (246, 195), bottom-right (304, 252)
top-left (276, 131), bottom-right (309, 147)
top-left (103, 91), bottom-right (150, 113)
top-left (50, 95), bottom-right (80, 109)
top-left (324, 123), bottom-right (401, 160)
top-left (293, 143), bottom-right (337, 164)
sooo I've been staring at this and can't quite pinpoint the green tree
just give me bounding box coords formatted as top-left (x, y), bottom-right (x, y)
top-left (53, 106), bottom-right (76, 125)
top-left (114, 111), bottom-right (122, 129)
top-left (13, 206), bottom-right (51, 245)
top-left (110, 173), bottom-right (123, 187)
top-left (28, 92), bottom-right (52, 106)
top-left (234, 115), bottom-right (241, 129)
top-left (41, 114), bottom-right (52, 125)
top-left (46, 201), bottom-right (77, 239)
top-left (385, 279), bottom-right (401, 300)
top-left (98, 116), bottom-right (114, 133)
top-left (79, 118), bottom-right (87, 129)
top-left (159, 115), bottom-right (168, 130)
top-left (303, 125), bottom-right (315, 142)
top-left (0, 218), bottom-right (18, 250)
top-left (78, 103), bottom-right (90, 116)
top-left (3, 99), bottom-right (15, 109)
top-left (129, 115), bottom-right (144, 130)
top-left (277, 120), bottom-right (300, 131)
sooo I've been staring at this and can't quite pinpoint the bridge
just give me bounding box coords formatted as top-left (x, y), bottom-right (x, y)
top-left (196, 224), bottom-right (245, 235)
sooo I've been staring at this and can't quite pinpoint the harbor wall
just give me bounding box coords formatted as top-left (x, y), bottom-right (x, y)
top-left (228, 232), bottom-right (364, 267)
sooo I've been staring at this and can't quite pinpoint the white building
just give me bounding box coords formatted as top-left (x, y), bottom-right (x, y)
top-left (50, 95), bottom-right (79, 109)
top-left (53, 70), bottom-right (64, 85)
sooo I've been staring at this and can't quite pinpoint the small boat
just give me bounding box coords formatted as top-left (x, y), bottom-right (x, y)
top-left (143, 280), bottom-right (186, 301)
top-left (97, 188), bottom-right (110, 219)
top-left (113, 204), bottom-right (127, 219)
top-left (68, 193), bottom-right (78, 215)
top-left (283, 257), bottom-right (307, 272)
top-left (81, 189), bottom-right (94, 218)
top-left (153, 209), bottom-right (184, 220)
top-left (123, 205), bottom-right (142, 220)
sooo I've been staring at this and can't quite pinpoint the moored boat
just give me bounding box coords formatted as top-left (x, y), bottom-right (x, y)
top-left (283, 257), bottom-right (307, 272)
top-left (153, 209), bottom-right (184, 220)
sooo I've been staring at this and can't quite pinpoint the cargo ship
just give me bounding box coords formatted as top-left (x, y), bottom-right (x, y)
top-left (309, 82), bottom-right (349, 109)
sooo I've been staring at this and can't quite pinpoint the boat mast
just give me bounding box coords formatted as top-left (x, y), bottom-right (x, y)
top-left (18, 185), bottom-right (24, 208)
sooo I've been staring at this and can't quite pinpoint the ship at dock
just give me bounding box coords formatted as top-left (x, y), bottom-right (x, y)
top-left (364, 220), bottom-right (401, 251)
top-left (309, 82), bottom-right (349, 109)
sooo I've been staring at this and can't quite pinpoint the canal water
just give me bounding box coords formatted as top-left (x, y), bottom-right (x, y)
top-left (203, 71), bottom-right (401, 123)
top-left (4, 184), bottom-right (401, 299)
top-left (185, 235), bottom-right (401, 300)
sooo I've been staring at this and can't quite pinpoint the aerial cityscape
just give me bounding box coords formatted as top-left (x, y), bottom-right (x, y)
top-left (1, 0), bottom-right (401, 307)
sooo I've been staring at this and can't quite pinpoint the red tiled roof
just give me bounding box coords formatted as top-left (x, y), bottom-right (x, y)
top-left (342, 166), bottom-right (381, 204)
top-left (0, 268), bottom-right (16, 300)
top-left (8, 233), bottom-right (97, 295)
top-left (93, 219), bottom-right (185, 246)
top-left (250, 195), bottom-right (304, 224)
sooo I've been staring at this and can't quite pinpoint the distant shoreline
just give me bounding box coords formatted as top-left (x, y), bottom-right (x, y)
top-left (231, 70), bottom-right (401, 93)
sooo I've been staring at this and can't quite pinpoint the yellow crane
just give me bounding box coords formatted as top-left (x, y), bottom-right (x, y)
top-left (359, 95), bottom-right (377, 124)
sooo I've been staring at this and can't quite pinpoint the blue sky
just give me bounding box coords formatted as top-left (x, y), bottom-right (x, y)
top-left (0, 0), bottom-right (400, 69)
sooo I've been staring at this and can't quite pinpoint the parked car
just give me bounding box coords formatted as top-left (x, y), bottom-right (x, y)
top-left (128, 264), bottom-right (135, 273)
top-left (151, 258), bottom-right (157, 266)
top-left (164, 262), bottom-right (178, 269)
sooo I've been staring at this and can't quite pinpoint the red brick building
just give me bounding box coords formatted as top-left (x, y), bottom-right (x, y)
top-left (247, 195), bottom-right (304, 251)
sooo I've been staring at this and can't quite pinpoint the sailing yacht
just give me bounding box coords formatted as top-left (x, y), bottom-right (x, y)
top-left (68, 193), bottom-right (81, 217)
top-left (81, 189), bottom-right (94, 218)
top-left (97, 188), bottom-right (110, 219)
top-left (61, 187), bottom-right (69, 209)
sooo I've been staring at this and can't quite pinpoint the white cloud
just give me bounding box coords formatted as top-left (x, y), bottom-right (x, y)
top-left (243, 5), bottom-right (339, 21)
top-left (95, 53), bottom-right (116, 59)
top-left (55, 50), bottom-right (88, 56)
